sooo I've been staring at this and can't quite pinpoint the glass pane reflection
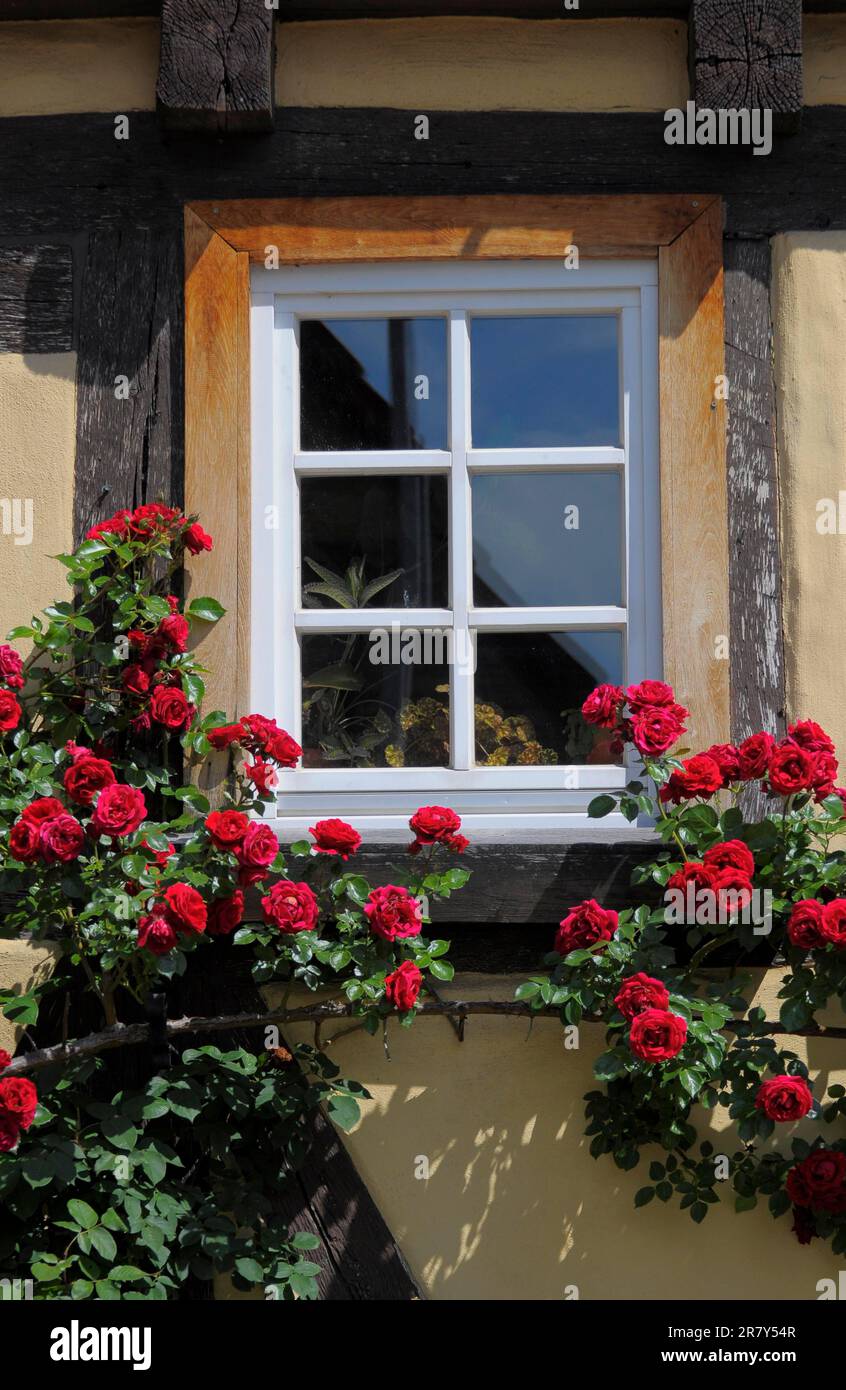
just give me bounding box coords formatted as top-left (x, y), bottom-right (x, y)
top-left (300, 318), bottom-right (447, 451)
top-left (472, 471), bottom-right (622, 607)
top-left (474, 630), bottom-right (624, 765)
top-left (470, 315), bottom-right (619, 447)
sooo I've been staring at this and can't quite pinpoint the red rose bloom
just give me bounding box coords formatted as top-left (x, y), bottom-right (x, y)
top-left (384, 961), bottom-right (423, 1011)
top-left (205, 809), bottom-right (250, 849)
top-left (630, 705), bottom-right (685, 756)
top-left (39, 814), bottom-right (85, 864)
top-left (265, 731), bottom-right (302, 767)
top-left (128, 502), bottom-right (181, 537)
top-left (554, 898), bottom-right (618, 955)
top-left (788, 719), bottom-right (836, 758)
top-left (207, 722), bottom-right (247, 750)
top-left (787, 899), bottom-right (826, 951)
top-left (0, 691), bottom-right (22, 732)
top-left (241, 713), bottom-right (276, 744)
top-left (704, 743), bottom-right (741, 787)
top-left (736, 731), bottom-right (777, 779)
top-left (150, 685), bottom-right (194, 731)
top-left (0, 1050), bottom-right (10, 1071)
top-left (0, 644), bottom-right (24, 689)
top-left (63, 756), bottom-right (116, 807)
top-left (820, 899), bottom-right (846, 948)
top-left (703, 839), bottom-right (755, 878)
top-left (235, 821), bottom-right (279, 870)
top-left (90, 784), bottom-right (147, 838)
top-left (8, 819), bottom-right (40, 863)
top-left (666, 861), bottom-right (719, 895)
top-left (812, 751), bottom-right (839, 801)
top-left (261, 880), bottom-right (319, 934)
top-left (628, 1008), bottom-right (688, 1062)
top-left (21, 797), bottom-right (66, 825)
top-left (157, 613), bottom-right (189, 654)
top-left (787, 1149), bottom-right (846, 1211)
top-left (163, 882), bottom-right (207, 935)
top-left (85, 508), bottom-right (131, 542)
top-left (446, 833), bottom-right (469, 853)
top-left (768, 742), bottom-right (817, 796)
top-left (0, 1076), bottom-right (37, 1129)
top-left (140, 837), bottom-right (174, 872)
top-left (659, 754), bottom-right (723, 805)
top-left (755, 1075), bottom-right (814, 1122)
top-left (625, 679), bottom-right (678, 710)
top-left (713, 867), bottom-right (754, 915)
top-left (244, 758), bottom-right (278, 796)
top-left (208, 891), bottom-right (244, 937)
top-left (309, 818), bottom-right (362, 859)
top-left (184, 522), bottom-right (213, 555)
top-left (409, 805), bottom-right (462, 844)
top-left (614, 972), bottom-right (670, 1021)
top-left (364, 884), bottom-right (423, 942)
top-left (0, 1115), bottom-right (19, 1151)
top-left (581, 683), bottom-right (624, 728)
top-left (121, 664), bottom-right (151, 696)
top-left (137, 911), bottom-right (178, 956)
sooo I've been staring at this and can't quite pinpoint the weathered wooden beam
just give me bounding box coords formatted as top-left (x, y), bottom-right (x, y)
top-left (0, 1), bottom-right (159, 15)
top-left (724, 238), bottom-right (785, 816)
top-left (690, 0), bottom-right (803, 128)
top-left (6, 109), bottom-right (846, 241)
top-left (74, 228), bottom-right (182, 543)
top-left (0, 245), bottom-right (73, 353)
top-left (157, 0), bottom-right (275, 135)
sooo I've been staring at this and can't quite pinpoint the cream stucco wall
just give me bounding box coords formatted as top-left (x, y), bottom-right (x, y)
top-left (275, 972), bottom-right (846, 1301)
top-left (2, 13), bottom-right (845, 119)
top-left (805, 15), bottom-right (846, 105)
top-left (276, 17), bottom-right (688, 112)
top-left (0, 354), bottom-right (76, 648)
top-left (0, 18), bottom-right (159, 116)
top-left (772, 234), bottom-right (846, 762)
top-left (0, 940), bottom-right (62, 1056)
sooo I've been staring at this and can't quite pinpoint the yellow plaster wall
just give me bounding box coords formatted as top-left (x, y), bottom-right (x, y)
top-left (805, 15), bottom-right (846, 105)
top-left (772, 233), bottom-right (846, 762)
top-left (0, 354), bottom-right (76, 651)
top-left (274, 972), bottom-right (846, 1301)
top-left (276, 17), bottom-right (688, 112)
top-left (0, 18), bottom-right (159, 115)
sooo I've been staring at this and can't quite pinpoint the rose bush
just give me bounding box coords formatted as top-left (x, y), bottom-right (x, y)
top-left (514, 677), bottom-right (846, 1250)
top-left (0, 506), bottom-right (470, 1298)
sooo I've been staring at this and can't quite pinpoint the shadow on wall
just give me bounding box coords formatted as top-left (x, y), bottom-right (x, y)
top-left (284, 974), bottom-right (846, 1301)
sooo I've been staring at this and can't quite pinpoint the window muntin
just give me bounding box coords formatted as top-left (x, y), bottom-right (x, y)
top-left (250, 260), bottom-right (660, 830)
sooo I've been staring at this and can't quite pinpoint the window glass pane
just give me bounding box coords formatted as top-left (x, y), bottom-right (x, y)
top-left (470, 315), bottom-right (619, 447)
top-left (472, 471), bottom-right (622, 607)
top-left (301, 475), bottom-right (448, 609)
top-left (301, 633), bottom-right (450, 768)
top-left (473, 631), bottom-right (623, 765)
top-left (300, 318), bottom-right (447, 451)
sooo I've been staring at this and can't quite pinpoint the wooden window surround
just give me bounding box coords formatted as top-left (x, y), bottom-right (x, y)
top-left (184, 194), bottom-right (729, 795)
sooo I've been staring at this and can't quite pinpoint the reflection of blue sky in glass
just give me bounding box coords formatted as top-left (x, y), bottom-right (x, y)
top-left (549, 630), bottom-right (623, 687)
top-left (470, 316), bottom-right (619, 447)
top-left (473, 471), bottom-right (622, 607)
top-left (314, 318), bottom-right (447, 449)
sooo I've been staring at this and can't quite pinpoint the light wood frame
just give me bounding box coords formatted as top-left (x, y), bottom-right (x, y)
top-left (184, 193), bottom-right (729, 771)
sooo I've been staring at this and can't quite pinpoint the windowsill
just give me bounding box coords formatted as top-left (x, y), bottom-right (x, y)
top-left (263, 813), bottom-right (660, 845)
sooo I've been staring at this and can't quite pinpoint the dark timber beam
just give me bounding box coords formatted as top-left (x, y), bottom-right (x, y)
top-left (0, 245), bottom-right (73, 353)
top-left (3, 0), bottom-right (846, 17)
top-left (0, 2), bottom-right (160, 14)
top-left (690, 0), bottom-right (803, 128)
top-left (156, 0), bottom-right (274, 135)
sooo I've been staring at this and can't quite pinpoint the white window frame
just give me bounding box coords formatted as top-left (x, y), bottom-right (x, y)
top-left (250, 258), bottom-right (661, 839)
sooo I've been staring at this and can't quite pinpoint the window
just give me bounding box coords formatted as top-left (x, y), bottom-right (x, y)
top-left (250, 259), bottom-right (661, 833)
